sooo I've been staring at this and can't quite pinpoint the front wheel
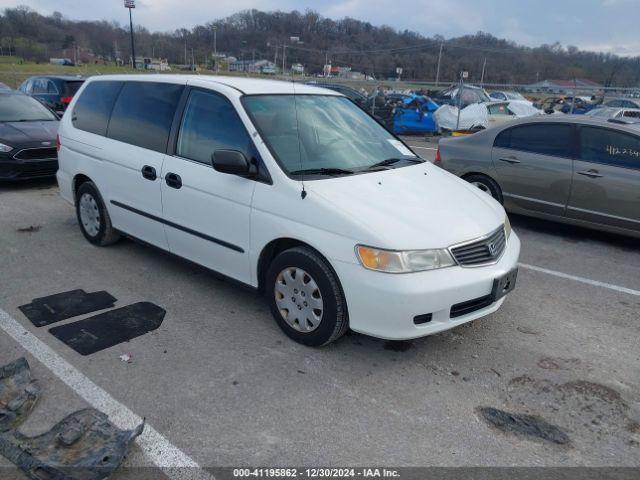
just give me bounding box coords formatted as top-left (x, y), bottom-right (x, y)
top-left (464, 174), bottom-right (503, 204)
top-left (266, 247), bottom-right (348, 346)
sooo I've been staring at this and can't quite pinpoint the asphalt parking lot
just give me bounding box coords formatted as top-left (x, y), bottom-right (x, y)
top-left (1, 146), bottom-right (639, 477)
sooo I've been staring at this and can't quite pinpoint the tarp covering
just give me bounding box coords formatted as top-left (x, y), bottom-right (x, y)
top-left (434, 103), bottom-right (489, 130)
top-left (508, 101), bottom-right (542, 117)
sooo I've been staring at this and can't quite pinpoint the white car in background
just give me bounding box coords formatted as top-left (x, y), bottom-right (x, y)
top-left (57, 75), bottom-right (520, 346)
top-left (586, 106), bottom-right (640, 121)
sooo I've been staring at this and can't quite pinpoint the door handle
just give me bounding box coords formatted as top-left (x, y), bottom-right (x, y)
top-left (577, 169), bottom-right (603, 178)
top-left (165, 172), bottom-right (182, 189)
top-left (499, 156), bottom-right (521, 164)
top-left (141, 165), bottom-right (157, 181)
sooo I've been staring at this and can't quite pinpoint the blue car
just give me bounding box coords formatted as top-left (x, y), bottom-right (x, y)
top-left (391, 94), bottom-right (439, 134)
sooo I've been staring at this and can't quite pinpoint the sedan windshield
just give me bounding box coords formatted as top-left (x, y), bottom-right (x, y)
top-left (505, 91), bottom-right (526, 100)
top-left (0, 94), bottom-right (57, 122)
top-left (243, 95), bottom-right (421, 176)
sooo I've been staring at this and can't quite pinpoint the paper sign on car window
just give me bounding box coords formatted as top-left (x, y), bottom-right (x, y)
top-left (387, 139), bottom-right (416, 157)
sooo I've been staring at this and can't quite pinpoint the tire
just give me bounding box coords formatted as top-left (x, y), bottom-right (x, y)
top-left (465, 174), bottom-right (503, 204)
top-left (75, 181), bottom-right (121, 246)
top-left (266, 246), bottom-right (349, 346)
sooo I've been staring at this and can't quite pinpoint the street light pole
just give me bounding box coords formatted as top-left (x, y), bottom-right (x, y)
top-left (124, 1), bottom-right (136, 68)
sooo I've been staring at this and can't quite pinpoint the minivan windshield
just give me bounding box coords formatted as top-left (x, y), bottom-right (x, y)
top-left (0, 94), bottom-right (57, 122)
top-left (243, 95), bottom-right (421, 177)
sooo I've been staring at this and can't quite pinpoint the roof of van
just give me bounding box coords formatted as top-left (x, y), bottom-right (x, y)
top-left (87, 74), bottom-right (342, 96)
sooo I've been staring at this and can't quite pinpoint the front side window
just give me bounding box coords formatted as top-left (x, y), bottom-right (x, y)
top-left (177, 90), bottom-right (253, 164)
top-left (242, 95), bottom-right (419, 176)
top-left (579, 126), bottom-right (640, 169)
top-left (0, 94), bottom-right (57, 122)
top-left (107, 82), bottom-right (183, 153)
top-left (502, 123), bottom-right (572, 157)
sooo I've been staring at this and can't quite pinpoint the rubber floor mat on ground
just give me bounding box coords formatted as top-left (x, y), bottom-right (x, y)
top-left (19, 290), bottom-right (117, 327)
top-left (48, 302), bottom-right (166, 355)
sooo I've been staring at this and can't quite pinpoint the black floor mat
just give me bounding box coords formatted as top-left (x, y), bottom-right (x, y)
top-left (48, 302), bottom-right (165, 356)
top-left (18, 290), bottom-right (117, 327)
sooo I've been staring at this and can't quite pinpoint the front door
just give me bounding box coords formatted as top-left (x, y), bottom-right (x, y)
top-left (161, 88), bottom-right (258, 284)
top-left (567, 125), bottom-right (640, 233)
top-left (492, 122), bottom-right (575, 216)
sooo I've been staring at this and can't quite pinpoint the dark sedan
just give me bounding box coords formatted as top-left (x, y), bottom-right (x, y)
top-left (18, 75), bottom-right (85, 115)
top-left (0, 91), bottom-right (59, 181)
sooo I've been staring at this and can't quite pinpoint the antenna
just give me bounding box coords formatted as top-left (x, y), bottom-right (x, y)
top-left (291, 79), bottom-right (306, 199)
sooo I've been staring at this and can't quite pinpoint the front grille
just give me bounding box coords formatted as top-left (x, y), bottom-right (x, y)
top-left (13, 147), bottom-right (57, 161)
top-left (450, 226), bottom-right (506, 266)
top-left (450, 294), bottom-right (493, 318)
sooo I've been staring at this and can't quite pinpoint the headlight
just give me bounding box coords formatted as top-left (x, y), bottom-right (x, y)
top-left (356, 245), bottom-right (456, 273)
top-left (504, 214), bottom-right (512, 239)
top-left (0, 142), bottom-right (13, 153)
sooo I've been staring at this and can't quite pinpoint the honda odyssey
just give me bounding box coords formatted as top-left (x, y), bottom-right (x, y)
top-left (57, 75), bottom-right (520, 346)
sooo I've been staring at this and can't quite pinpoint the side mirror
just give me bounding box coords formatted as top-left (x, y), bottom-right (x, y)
top-left (211, 149), bottom-right (255, 177)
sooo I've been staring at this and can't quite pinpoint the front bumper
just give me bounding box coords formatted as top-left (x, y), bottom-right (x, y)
top-left (0, 159), bottom-right (58, 181)
top-left (333, 232), bottom-right (521, 340)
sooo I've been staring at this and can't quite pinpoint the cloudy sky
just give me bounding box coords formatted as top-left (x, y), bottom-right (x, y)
top-left (2, 0), bottom-right (639, 56)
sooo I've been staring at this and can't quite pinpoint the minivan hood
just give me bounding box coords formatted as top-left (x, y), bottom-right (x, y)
top-left (0, 121), bottom-right (59, 146)
top-left (305, 163), bottom-right (504, 250)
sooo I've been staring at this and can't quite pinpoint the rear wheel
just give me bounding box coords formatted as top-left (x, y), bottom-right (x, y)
top-left (75, 181), bottom-right (120, 246)
top-left (266, 247), bottom-right (348, 346)
top-left (465, 174), bottom-right (503, 204)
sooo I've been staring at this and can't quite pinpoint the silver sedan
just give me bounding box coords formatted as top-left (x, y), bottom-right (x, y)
top-left (436, 115), bottom-right (640, 238)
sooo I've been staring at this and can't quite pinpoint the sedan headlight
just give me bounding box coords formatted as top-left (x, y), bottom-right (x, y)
top-left (356, 245), bottom-right (456, 273)
top-left (0, 142), bottom-right (13, 153)
top-left (504, 214), bottom-right (512, 239)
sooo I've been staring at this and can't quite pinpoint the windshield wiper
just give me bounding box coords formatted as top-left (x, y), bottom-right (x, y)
top-left (365, 157), bottom-right (425, 170)
top-left (290, 167), bottom-right (355, 176)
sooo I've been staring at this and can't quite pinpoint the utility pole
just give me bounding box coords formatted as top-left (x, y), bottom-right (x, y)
top-left (435, 42), bottom-right (443, 85)
top-left (211, 25), bottom-right (217, 72)
top-left (124, 0), bottom-right (136, 68)
top-left (282, 45), bottom-right (286, 75)
top-left (480, 57), bottom-right (487, 86)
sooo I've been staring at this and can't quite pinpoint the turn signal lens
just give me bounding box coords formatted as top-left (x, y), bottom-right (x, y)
top-left (504, 214), bottom-right (512, 239)
top-left (356, 245), bottom-right (455, 273)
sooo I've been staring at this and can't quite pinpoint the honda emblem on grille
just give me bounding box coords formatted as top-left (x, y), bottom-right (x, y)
top-left (487, 242), bottom-right (498, 256)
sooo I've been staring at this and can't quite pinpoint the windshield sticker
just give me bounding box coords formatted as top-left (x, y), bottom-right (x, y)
top-left (606, 145), bottom-right (640, 157)
top-left (387, 139), bottom-right (416, 157)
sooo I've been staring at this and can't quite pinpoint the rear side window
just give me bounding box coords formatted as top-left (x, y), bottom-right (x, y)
top-left (176, 90), bottom-right (253, 164)
top-left (579, 126), bottom-right (640, 169)
top-left (495, 124), bottom-right (572, 157)
top-left (107, 82), bottom-right (183, 153)
top-left (72, 81), bottom-right (123, 136)
top-left (64, 81), bottom-right (84, 96)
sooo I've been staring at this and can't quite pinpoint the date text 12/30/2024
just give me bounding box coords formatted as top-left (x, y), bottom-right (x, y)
top-left (233, 468), bottom-right (401, 478)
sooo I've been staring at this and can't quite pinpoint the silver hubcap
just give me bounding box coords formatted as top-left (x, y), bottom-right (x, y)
top-left (274, 267), bottom-right (323, 333)
top-left (471, 181), bottom-right (491, 195)
top-left (79, 193), bottom-right (101, 237)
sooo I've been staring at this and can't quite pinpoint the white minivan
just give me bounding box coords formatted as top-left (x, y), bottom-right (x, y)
top-left (57, 75), bottom-right (520, 346)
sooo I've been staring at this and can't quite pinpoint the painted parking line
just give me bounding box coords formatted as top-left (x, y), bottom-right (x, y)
top-left (519, 263), bottom-right (640, 297)
top-left (0, 308), bottom-right (214, 480)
